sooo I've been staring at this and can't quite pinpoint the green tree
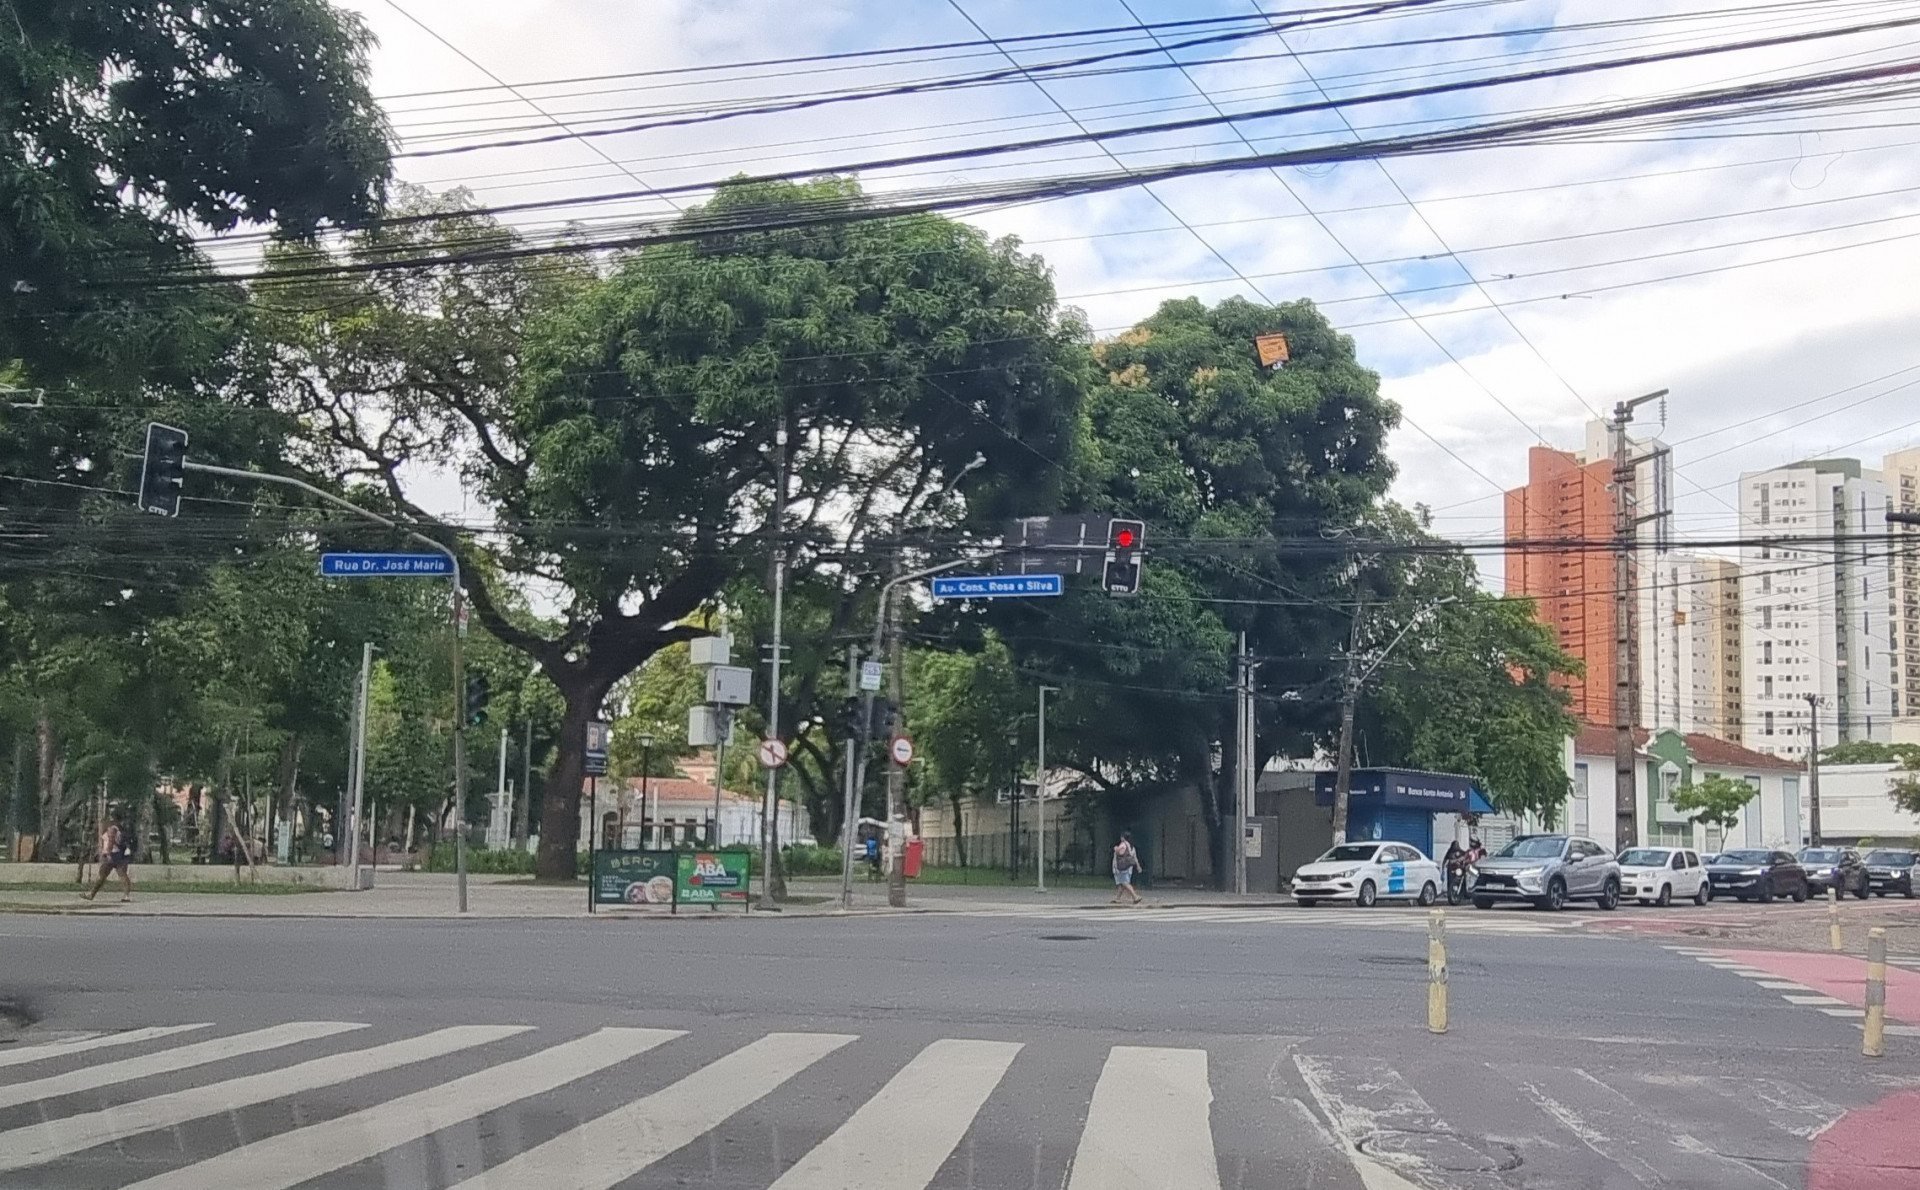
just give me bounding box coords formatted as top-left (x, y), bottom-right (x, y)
top-left (1823, 741), bottom-right (1920, 766)
top-left (250, 180), bottom-right (1088, 879)
top-left (1673, 774), bottom-right (1756, 833)
top-left (1889, 756), bottom-right (1920, 818)
top-left (905, 635), bottom-right (1028, 860)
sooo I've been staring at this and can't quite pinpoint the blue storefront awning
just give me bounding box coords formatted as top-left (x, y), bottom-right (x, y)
top-left (1468, 787), bottom-right (1496, 815)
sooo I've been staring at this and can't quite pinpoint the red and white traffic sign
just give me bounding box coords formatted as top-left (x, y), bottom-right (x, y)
top-left (889, 734), bottom-right (915, 766)
top-left (757, 738), bottom-right (788, 768)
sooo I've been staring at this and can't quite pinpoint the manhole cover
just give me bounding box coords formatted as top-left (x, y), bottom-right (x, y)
top-left (1038, 933), bottom-right (1096, 942)
top-left (1358, 1130), bottom-right (1521, 1173)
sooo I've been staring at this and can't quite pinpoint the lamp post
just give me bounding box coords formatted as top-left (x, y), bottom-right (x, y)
top-left (639, 733), bottom-right (656, 849)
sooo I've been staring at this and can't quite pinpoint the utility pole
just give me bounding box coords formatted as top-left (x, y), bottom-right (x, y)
top-left (1330, 607), bottom-right (1363, 847)
top-left (345, 643), bottom-right (372, 876)
top-left (760, 423), bottom-right (789, 911)
top-left (1609, 388), bottom-right (1670, 852)
top-left (1037, 685), bottom-right (1058, 892)
top-left (840, 644), bottom-right (859, 910)
top-left (885, 592), bottom-right (908, 909)
top-left (1804, 692), bottom-right (1824, 845)
top-left (1235, 632), bottom-right (1252, 893)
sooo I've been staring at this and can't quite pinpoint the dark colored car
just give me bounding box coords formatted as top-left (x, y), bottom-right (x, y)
top-left (1706, 849), bottom-right (1809, 903)
top-left (1799, 847), bottom-right (1870, 899)
top-left (1864, 849), bottom-right (1919, 898)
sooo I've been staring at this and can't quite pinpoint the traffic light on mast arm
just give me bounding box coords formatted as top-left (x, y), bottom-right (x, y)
top-left (1102, 518), bottom-right (1145, 595)
top-left (464, 674), bottom-right (491, 728)
top-left (137, 423), bottom-right (189, 517)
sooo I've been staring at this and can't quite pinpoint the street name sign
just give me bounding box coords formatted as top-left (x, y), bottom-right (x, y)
top-left (321, 552), bottom-right (452, 578)
top-left (929, 574), bottom-right (1063, 600)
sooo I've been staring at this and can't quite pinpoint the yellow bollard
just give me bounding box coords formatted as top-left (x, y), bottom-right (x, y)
top-left (1830, 885), bottom-right (1843, 952)
top-left (1428, 908), bottom-right (1448, 1035)
top-left (1864, 927), bottom-right (1887, 1059)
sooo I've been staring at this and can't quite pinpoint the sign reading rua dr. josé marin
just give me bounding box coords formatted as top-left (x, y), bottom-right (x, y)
top-left (592, 850), bottom-right (678, 906)
top-left (676, 850), bottom-right (751, 906)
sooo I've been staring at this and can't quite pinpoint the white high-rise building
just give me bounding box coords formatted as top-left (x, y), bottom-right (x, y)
top-left (1645, 553), bottom-right (1742, 737)
top-left (1739, 459), bottom-right (1895, 760)
top-left (1886, 447), bottom-right (1920, 733)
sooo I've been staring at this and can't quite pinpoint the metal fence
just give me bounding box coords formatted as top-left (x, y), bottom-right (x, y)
top-left (917, 828), bottom-right (1103, 877)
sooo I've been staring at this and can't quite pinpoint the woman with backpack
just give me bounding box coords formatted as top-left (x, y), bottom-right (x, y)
top-left (1111, 831), bottom-right (1144, 906)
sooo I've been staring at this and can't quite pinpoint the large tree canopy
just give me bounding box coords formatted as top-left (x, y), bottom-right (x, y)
top-left (252, 180), bottom-right (1089, 878)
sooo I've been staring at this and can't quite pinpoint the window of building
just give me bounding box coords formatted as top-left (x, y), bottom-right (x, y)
top-left (1763, 676), bottom-right (1773, 697)
top-left (1762, 608), bottom-right (1772, 629)
top-left (1763, 642), bottom-right (1773, 663)
top-left (1765, 711), bottom-right (1775, 735)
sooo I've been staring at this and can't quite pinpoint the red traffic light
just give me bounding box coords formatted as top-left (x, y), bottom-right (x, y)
top-left (1114, 527), bottom-right (1136, 549)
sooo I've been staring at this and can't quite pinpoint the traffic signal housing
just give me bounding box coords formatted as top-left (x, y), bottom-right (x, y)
top-left (464, 674), bottom-right (491, 728)
top-left (1102, 518), bottom-right (1145, 595)
top-left (138, 423), bottom-right (189, 517)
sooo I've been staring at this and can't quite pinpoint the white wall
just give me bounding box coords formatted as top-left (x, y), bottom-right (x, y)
top-left (1815, 763), bottom-right (1920, 842)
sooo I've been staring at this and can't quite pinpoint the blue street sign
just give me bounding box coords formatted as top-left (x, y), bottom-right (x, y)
top-left (929, 574), bottom-right (1064, 600)
top-left (320, 552), bottom-right (453, 578)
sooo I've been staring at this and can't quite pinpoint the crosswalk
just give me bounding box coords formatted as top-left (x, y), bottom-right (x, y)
top-left (934, 902), bottom-right (1586, 934)
top-left (0, 1016), bottom-right (1893, 1188)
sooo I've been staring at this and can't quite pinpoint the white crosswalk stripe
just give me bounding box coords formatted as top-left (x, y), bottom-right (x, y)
top-left (0, 1025), bottom-right (528, 1173)
top-left (0, 1024), bottom-right (208, 1070)
top-left (0, 1016), bottom-right (1875, 1188)
top-left (936, 905), bottom-right (1574, 934)
top-left (767, 1038), bottom-right (1021, 1190)
top-left (0, 1021), bottom-right (363, 1112)
top-left (1068, 1047), bottom-right (1220, 1190)
top-left (446, 1031), bottom-right (854, 1190)
top-left (119, 1027), bottom-right (680, 1190)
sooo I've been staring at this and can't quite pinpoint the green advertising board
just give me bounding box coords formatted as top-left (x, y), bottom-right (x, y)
top-left (592, 850), bottom-right (678, 907)
top-left (676, 849), bottom-right (751, 908)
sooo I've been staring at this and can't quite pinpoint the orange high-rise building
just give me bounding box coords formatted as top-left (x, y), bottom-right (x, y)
top-left (1504, 444), bottom-right (1618, 721)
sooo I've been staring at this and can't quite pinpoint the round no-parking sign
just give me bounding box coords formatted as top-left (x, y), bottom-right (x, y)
top-left (889, 735), bottom-right (915, 766)
top-left (757, 738), bottom-right (788, 768)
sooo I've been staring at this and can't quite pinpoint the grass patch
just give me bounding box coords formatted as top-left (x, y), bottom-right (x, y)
top-left (0, 881), bottom-right (331, 896)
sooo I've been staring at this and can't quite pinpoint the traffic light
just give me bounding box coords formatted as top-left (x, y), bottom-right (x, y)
top-left (1102, 518), bottom-right (1145, 595)
top-left (464, 674), bottom-right (491, 728)
top-left (137, 423), bottom-right (189, 517)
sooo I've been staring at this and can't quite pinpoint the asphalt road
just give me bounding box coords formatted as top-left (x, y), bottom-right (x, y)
top-left (0, 908), bottom-right (1911, 1188)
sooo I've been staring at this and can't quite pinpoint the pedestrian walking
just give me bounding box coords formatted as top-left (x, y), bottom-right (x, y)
top-left (1111, 831), bottom-right (1144, 906)
top-left (82, 820), bottom-right (134, 903)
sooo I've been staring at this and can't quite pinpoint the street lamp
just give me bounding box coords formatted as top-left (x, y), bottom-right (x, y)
top-left (1037, 685), bottom-right (1060, 893)
top-left (639, 733), bottom-right (656, 849)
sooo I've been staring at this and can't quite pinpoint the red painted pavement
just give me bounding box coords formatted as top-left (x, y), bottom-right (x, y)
top-left (1808, 1089), bottom-right (1920, 1190)
top-left (1710, 947), bottom-right (1920, 1023)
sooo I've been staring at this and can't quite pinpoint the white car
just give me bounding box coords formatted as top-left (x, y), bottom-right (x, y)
top-left (1616, 846), bottom-right (1710, 907)
top-left (1291, 842), bottom-right (1443, 907)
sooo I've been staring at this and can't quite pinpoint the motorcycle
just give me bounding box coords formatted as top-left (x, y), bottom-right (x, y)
top-left (1444, 846), bottom-right (1485, 905)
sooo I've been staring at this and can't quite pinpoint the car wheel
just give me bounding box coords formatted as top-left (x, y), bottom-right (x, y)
top-left (1296, 898), bottom-right (1319, 907)
top-left (1694, 881), bottom-right (1710, 906)
top-left (1540, 878), bottom-right (1567, 911)
top-left (1473, 896), bottom-right (1496, 910)
top-left (1876, 889), bottom-right (1887, 898)
top-left (1656, 883), bottom-right (1672, 907)
top-left (1758, 881), bottom-right (1775, 905)
top-left (1855, 877), bottom-right (1871, 900)
top-left (1356, 879), bottom-right (1377, 908)
top-left (1598, 878), bottom-right (1621, 911)
top-left (1417, 881), bottom-right (1437, 907)
top-left (1791, 883), bottom-right (1807, 904)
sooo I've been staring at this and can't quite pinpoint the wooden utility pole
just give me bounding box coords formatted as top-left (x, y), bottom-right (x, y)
top-left (1610, 389), bottom-right (1669, 851)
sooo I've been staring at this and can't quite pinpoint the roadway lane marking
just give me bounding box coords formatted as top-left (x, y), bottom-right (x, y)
top-left (1784, 994), bottom-right (1848, 1006)
top-left (768, 1038), bottom-right (1021, 1190)
top-left (1819, 1008), bottom-right (1866, 1018)
top-left (1755, 981), bottom-right (1807, 990)
top-left (0, 1025), bottom-right (527, 1173)
top-left (0, 1021), bottom-right (364, 1111)
top-left (0, 1024), bottom-right (208, 1070)
top-left (120, 1027), bottom-right (681, 1190)
top-left (1633, 1073), bottom-right (1845, 1140)
top-left (446, 1031), bottom-right (854, 1190)
top-left (1292, 1056), bottom-right (1430, 1190)
top-left (1067, 1047), bottom-right (1219, 1190)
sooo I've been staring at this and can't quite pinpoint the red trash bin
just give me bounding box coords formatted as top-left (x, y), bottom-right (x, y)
top-left (904, 838), bottom-right (924, 879)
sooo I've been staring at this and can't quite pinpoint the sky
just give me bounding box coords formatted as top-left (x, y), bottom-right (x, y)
top-left (326, 0), bottom-right (1920, 588)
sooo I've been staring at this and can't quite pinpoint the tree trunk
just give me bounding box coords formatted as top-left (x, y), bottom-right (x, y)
top-left (34, 709), bottom-right (61, 860)
top-left (1189, 738), bottom-right (1227, 891)
top-left (950, 792), bottom-right (968, 867)
top-left (273, 735), bottom-right (302, 858)
top-left (534, 689), bottom-right (597, 881)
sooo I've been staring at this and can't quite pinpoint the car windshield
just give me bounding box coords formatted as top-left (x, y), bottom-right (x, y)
top-left (1498, 837), bottom-right (1566, 858)
top-left (1718, 849), bottom-right (1772, 864)
top-left (1318, 844), bottom-right (1379, 863)
top-left (1800, 848), bottom-right (1842, 862)
top-left (1866, 850), bottom-right (1917, 865)
top-left (1617, 849), bottom-right (1670, 867)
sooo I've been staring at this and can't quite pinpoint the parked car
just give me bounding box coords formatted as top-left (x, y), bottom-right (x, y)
top-left (1798, 847), bottom-right (1870, 899)
top-left (1706, 849), bottom-right (1808, 903)
top-left (1616, 846), bottom-right (1710, 907)
top-left (1471, 834), bottom-right (1621, 911)
top-left (1291, 841), bottom-right (1443, 907)
top-left (1863, 849), bottom-right (1919, 898)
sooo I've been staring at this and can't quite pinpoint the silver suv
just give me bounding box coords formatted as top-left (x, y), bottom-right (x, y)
top-left (1471, 834), bottom-right (1622, 911)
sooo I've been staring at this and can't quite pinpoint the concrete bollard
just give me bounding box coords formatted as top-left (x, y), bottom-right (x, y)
top-left (1864, 927), bottom-right (1887, 1059)
top-left (1428, 908), bottom-right (1448, 1035)
top-left (1830, 885), bottom-right (1843, 952)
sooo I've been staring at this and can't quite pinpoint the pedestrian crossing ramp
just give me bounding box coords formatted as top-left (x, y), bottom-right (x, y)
top-left (0, 1018), bottom-right (1873, 1188)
